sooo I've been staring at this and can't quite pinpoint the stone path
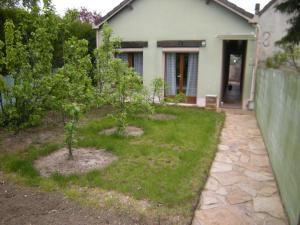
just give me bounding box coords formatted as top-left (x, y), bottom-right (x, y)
top-left (193, 110), bottom-right (289, 225)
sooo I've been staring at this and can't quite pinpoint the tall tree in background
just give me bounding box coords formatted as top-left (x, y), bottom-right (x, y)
top-left (0, 0), bottom-right (39, 9)
top-left (78, 7), bottom-right (102, 25)
top-left (53, 8), bottom-right (98, 68)
top-left (276, 0), bottom-right (300, 45)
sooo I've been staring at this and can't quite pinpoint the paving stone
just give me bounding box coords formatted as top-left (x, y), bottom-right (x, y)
top-left (211, 162), bottom-right (233, 173)
top-left (193, 207), bottom-right (253, 225)
top-left (205, 177), bottom-right (219, 191)
top-left (216, 187), bottom-right (228, 196)
top-left (263, 216), bottom-right (287, 225)
top-left (248, 142), bottom-right (267, 155)
top-left (240, 154), bottom-right (250, 163)
top-left (233, 161), bottom-right (258, 172)
top-left (250, 154), bottom-right (270, 167)
top-left (215, 152), bottom-right (232, 163)
top-left (200, 191), bottom-right (227, 210)
top-left (253, 212), bottom-right (288, 225)
top-left (193, 112), bottom-right (287, 225)
top-left (218, 144), bottom-right (229, 151)
top-left (258, 185), bottom-right (277, 197)
top-left (228, 154), bottom-right (240, 162)
top-left (202, 195), bottom-right (219, 205)
top-left (237, 182), bottom-right (260, 197)
top-left (244, 170), bottom-right (274, 182)
top-left (253, 196), bottom-right (286, 219)
top-left (213, 172), bottom-right (246, 186)
top-left (227, 188), bottom-right (252, 204)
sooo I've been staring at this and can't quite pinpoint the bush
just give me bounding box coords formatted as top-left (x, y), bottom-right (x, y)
top-left (265, 45), bottom-right (300, 72)
top-left (0, 2), bottom-right (59, 131)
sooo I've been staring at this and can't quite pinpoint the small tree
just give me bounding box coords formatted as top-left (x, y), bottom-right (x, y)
top-left (64, 103), bottom-right (81, 160)
top-left (110, 60), bottom-right (151, 134)
top-left (93, 23), bottom-right (120, 98)
top-left (94, 24), bottom-right (152, 135)
top-left (52, 37), bottom-right (94, 159)
top-left (151, 78), bottom-right (165, 104)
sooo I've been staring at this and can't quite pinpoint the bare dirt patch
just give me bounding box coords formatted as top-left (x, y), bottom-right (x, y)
top-left (0, 107), bottom-right (113, 154)
top-left (102, 126), bottom-right (144, 137)
top-left (0, 175), bottom-right (148, 225)
top-left (0, 127), bottom-right (64, 154)
top-left (34, 148), bottom-right (118, 177)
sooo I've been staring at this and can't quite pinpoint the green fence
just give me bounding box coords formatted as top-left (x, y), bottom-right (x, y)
top-left (256, 68), bottom-right (300, 225)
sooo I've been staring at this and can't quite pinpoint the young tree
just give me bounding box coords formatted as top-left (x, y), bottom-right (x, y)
top-left (94, 24), bottom-right (152, 135)
top-left (52, 37), bottom-right (94, 159)
top-left (151, 78), bottom-right (165, 104)
top-left (110, 60), bottom-right (151, 134)
top-left (64, 103), bottom-right (81, 160)
top-left (93, 23), bottom-right (120, 97)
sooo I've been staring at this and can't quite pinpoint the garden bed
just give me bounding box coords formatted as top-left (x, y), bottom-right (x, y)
top-left (34, 148), bottom-right (118, 177)
top-left (0, 106), bottom-right (224, 224)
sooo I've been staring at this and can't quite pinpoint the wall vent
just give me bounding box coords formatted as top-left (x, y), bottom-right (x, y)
top-left (205, 95), bottom-right (218, 110)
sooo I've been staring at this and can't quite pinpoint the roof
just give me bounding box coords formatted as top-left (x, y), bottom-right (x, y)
top-left (259, 0), bottom-right (278, 16)
top-left (94, 0), bottom-right (254, 29)
top-left (213, 0), bottom-right (254, 19)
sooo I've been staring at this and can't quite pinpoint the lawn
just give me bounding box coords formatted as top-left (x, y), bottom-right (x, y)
top-left (0, 106), bottom-right (224, 224)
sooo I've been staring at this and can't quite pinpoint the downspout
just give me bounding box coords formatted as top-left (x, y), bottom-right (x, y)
top-left (247, 5), bottom-right (261, 110)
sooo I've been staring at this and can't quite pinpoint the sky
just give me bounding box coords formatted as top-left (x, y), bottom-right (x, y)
top-left (51, 0), bottom-right (271, 16)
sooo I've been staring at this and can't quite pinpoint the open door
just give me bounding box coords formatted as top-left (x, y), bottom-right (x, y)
top-left (221, 40), bottom-right (247, 108)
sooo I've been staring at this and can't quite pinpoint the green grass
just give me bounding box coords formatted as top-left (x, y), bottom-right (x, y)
top-left (0, 106), bottom-right (224, 218)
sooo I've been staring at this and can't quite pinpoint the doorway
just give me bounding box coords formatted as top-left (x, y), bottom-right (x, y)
top-left (221, 40), bottom-right (247, 108)
top-left (165, 53), bottom-right (198, 104)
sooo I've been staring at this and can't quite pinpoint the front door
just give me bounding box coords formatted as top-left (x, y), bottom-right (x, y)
top-left (165, 53), bottom-right (198, 104)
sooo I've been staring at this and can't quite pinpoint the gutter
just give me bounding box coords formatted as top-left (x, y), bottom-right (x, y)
top-left (247, 8), bottom-right (261, 110)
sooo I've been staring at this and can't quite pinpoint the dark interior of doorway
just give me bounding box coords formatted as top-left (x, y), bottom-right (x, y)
top-left (221, 40), bottom-right (247, 108)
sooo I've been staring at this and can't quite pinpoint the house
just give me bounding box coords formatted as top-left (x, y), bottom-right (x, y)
top-left (94, 0), bottom-right (258, 109)
top-left (258, 0), bottom-right (292, 61)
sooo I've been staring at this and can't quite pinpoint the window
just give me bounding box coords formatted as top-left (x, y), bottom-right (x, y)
top-left (116, 52), bottom-right (143, 76)
top-left (165, 52), bottom-right (198, 104)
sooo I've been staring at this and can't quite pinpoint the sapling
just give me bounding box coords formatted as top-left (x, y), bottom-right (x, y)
top-left (51, 37), bottom-right (94, 159)
top-left (151, 78), bottom-right (165, 104)
top-left (93, 23), bottom-right (121, 99)
top-left (94, 24), bottom-right (152, 135)
top-left (110, 60), bottom-right (152, 135)
top-left (64, 103), bottom-right (81, 160)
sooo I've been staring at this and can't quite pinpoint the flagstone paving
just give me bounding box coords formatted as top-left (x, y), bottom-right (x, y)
top-left (193, 110), bottom-right (289, 225)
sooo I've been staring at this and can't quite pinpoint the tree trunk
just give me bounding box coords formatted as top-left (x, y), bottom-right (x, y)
top-left (68, 123), bottom-right (74, 160)
top-left (68, 144), bottom-right (74, 160)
